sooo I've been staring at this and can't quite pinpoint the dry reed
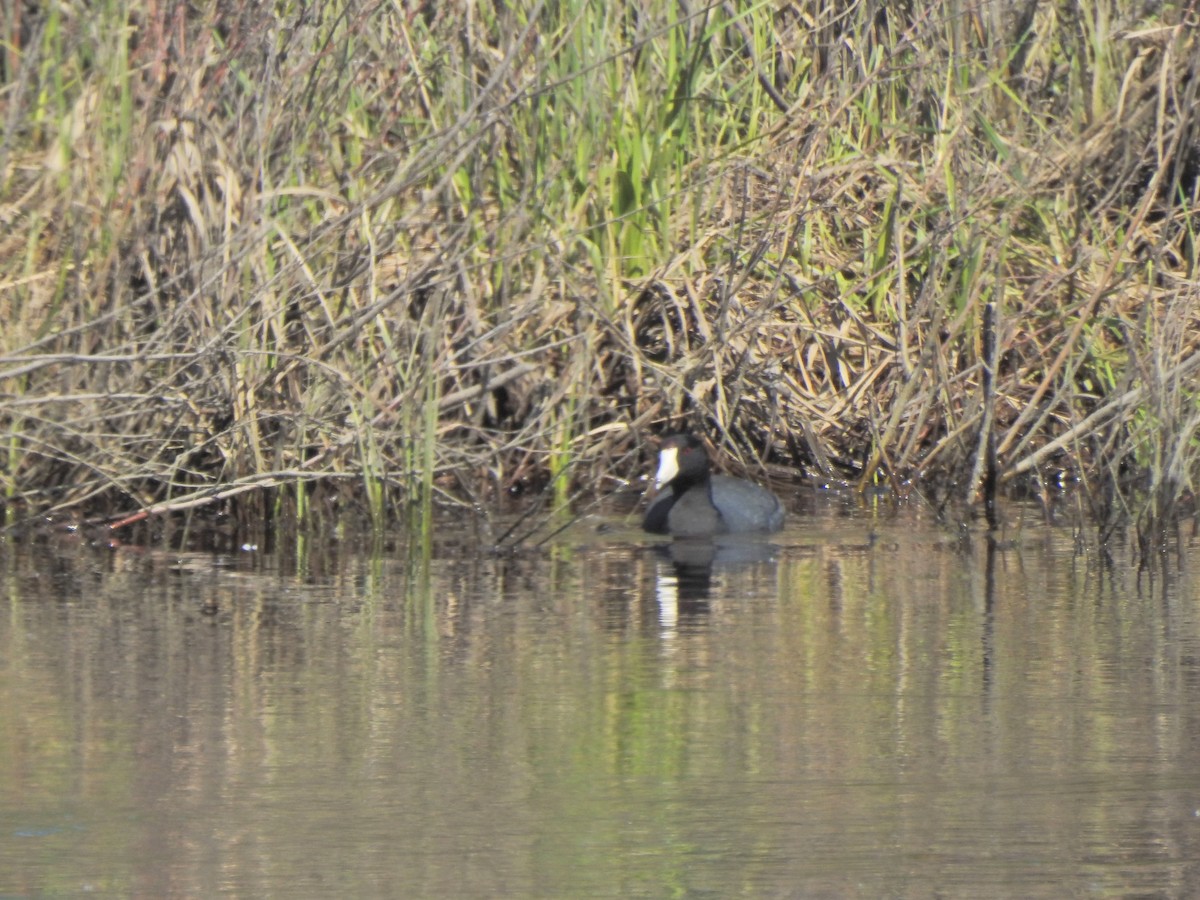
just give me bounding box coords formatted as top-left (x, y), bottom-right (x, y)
top-left (1, 1), bottom-right (1197, 556)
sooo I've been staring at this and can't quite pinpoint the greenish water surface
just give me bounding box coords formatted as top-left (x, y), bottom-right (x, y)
top-left (2, 498), bottom-right (1199, 897)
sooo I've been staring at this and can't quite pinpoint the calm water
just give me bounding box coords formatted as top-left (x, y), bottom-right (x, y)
top-left (3, 498), bottom-right (1200, 898)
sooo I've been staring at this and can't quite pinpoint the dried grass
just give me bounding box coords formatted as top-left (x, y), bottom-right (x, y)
top-left (1, 1), bottom-right (1198, 555)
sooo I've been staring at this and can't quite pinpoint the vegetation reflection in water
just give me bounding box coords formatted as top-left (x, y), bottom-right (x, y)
top-left (2, 502), bottom-right (1200, 897)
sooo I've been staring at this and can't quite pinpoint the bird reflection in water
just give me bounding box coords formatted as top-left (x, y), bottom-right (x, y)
top-left (652, 537), bottom-right (779, 633)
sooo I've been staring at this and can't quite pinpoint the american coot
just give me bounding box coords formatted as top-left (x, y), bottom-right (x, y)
top-left (643, 434), bottom-right (785, 536)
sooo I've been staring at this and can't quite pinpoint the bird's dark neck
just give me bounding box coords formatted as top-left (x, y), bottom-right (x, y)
top-left (667, 469), bottom-right (710, 496)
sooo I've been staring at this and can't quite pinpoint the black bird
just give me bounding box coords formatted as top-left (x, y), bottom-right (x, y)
top-left (643, 434), bottom-right (784, 536)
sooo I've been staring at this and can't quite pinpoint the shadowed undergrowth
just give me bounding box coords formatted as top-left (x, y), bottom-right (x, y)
top-left (1, 1), bottom-right (1198, 555)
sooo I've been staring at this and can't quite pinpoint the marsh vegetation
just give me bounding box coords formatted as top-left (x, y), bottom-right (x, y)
top-left (1, 1), bottom-right (1197, 552)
